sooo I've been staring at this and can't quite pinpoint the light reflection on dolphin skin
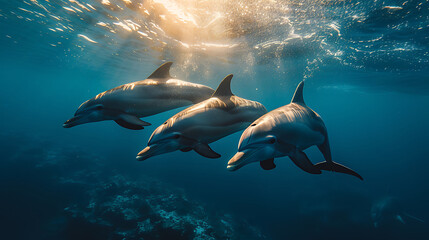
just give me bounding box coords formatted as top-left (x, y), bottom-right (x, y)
top-left (137, 74), bottom-right (267, 161)
top-left (227, 81), bottom-right (363, 180)
top-left (63, 62), bottom-right (215, 130)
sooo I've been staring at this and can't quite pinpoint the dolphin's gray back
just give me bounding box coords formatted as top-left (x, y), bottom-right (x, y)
top-left (164, 95), bottom-right (267, 143)
top-left (254, 103), bottom-right (324, 129)
top-left (252, 103), bottom-right (327, 149)
top-left (171, 95), bottom-right (265, 120)
top-left (88, 78), bottom-right (214, 117)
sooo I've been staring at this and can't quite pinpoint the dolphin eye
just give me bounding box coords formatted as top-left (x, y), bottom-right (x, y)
top-left (96, 105), bottom-right (104, 110)
top-left (164, 122), bottom-right (167, 125)
top-left (251, 123), bottom-right (257, 126)
top-left (269, 138), bottom-right (276, 144)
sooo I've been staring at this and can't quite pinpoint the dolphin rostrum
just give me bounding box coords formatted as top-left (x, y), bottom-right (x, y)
top-left (227, 81), bottom-right (363, 180)
top-left (63, 62), bottom-right (215, 130)
top-left (136, 74), bottom-right (268, 160)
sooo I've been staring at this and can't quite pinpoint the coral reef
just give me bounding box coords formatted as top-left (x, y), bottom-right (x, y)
top-left (63, 174), bottom-right (264, 240)
top-left (0, 135), bottom-right (264, 240)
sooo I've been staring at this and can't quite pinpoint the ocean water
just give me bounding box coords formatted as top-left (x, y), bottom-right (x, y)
top-left (1, 0), bottom-right (428, 239)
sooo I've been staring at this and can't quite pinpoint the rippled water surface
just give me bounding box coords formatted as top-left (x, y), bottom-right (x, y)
top-left (1, 0), bottom-right (428, 239)
top-left (2, 0), bottom-right (428, 88)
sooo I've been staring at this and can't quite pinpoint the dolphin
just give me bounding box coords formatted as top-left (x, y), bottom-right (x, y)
top-left (136, 74), bottom-right (267, 160)
top-left (63, 62), bottom-right (215, 130)
top-left (227, 81), bottom-right (363, 180)
top-left (371, 196), bottom-right (424, 228)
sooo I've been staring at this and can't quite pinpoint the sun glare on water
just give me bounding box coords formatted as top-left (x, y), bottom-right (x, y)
top-left (14, 0), bottom-right (411, 79)
top-left (14, 0), bottom-right (293, 62)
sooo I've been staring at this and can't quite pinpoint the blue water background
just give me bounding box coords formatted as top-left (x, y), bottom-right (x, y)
top-left (1, 0), bottom-right (428, 239)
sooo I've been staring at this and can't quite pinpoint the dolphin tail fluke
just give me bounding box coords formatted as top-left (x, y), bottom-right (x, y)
top-left (314, 161), bottom-right (363, 180)
top-left (316, 138), bottom-right (362, 180)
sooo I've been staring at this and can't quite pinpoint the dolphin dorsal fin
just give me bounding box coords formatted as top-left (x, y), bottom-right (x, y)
top-left (291, 80), bottom-right (305, 105)
top-left (212, 74), bottom-right (234, 97)
top-left (147, 62), bottom-right (173, 79)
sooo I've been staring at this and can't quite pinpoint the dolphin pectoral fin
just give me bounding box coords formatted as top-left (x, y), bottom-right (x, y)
top-left (193, 143), bottom-right (221, 159)
top-left (289, 151), bottom-right (322, 174)
top-left (396, 215), bottom-right (406, 224)
top-left (115, 119), bottom-right (145, 130)
top-left (260, 158), bottom-right (276, 170)
top-left (314, 161), bottom-right (363, 180)
top-left (116, 114), bottom-right (151, 130)
top-left (180, 147), bottom-right (193, 152)
top-left (120, 114), bottom-right (151, 126)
